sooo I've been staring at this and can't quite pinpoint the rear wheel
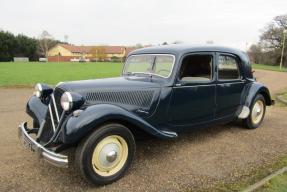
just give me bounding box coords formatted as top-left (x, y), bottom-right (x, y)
top-left (243, 94), bottom-right (266, 129)
top-left (75, 123), bottom-right (135, 185)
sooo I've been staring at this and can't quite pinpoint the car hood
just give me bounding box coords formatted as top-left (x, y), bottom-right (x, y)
top-left (57, 77), bottom-right (162, 92)
top-left (55, 77), bottom-right (162, 117)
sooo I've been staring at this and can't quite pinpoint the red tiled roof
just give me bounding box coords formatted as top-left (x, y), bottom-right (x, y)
top-left (58, 44), bottom-right (127, 54)
top-left (125, 47), bottom-right (137, 56)
top-left (59, 44), bottom-right (91, 53)
top-left (104, 46), bottom-right (126, 54)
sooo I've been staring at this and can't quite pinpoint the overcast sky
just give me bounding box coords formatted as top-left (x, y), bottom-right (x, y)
top-left (1, 0), bottom-right (286, 50)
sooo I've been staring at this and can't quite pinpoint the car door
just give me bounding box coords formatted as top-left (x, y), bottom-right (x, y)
top-left (168, 52), bottom-right (216, 127)
top-left (215, 53), bottom-right (245, 119)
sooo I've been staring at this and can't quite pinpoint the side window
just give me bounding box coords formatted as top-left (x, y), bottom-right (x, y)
top-left (179, 54), bottom-right (213, 82)
top-left (218, 55), bottom-right (240, 80)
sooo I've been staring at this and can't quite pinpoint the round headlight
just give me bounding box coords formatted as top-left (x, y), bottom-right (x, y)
top-left (61, 92), bottom-right (73, 111)
top-left (34, 83), bottom-right (53, 98)
top-left (34, 83), bottom-right (42, 98)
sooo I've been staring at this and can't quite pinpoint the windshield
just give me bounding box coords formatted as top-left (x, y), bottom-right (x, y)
top-left (123, 54), bottom-right (175, 78)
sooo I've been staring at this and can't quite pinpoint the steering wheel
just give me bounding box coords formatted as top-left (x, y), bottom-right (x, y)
top-left (156, 69), bottom-right (170, 76)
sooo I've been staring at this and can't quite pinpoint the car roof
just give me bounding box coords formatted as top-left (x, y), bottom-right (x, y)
top-left (129, 44), bottom-right (248, 60)
top-left (128, 44), bottom-right (252, 79)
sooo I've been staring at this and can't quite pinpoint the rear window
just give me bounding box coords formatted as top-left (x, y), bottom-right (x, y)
top-left (218, 55), bottom-right (240, 80)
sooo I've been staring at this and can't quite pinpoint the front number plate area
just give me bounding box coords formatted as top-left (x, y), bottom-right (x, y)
top-left (21, 132), bottom-right (37, 152)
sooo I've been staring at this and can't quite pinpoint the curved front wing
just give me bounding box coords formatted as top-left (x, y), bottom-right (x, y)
top-left (62, 104), bottom-right (177, 144)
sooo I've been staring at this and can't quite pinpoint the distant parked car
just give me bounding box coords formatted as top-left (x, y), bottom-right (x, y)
top-left (79, 58), bottom-right (86, 62)
top-left (79, 58), bottom-right (90, 62)
top-left (18, 44), bottom-right (274, 185)
top-left (14, 57), bottom-right (29, 62)
top-left (39, 58), bottom-right (47, 62)
top-left (70, 58), bottom-right (80, 62)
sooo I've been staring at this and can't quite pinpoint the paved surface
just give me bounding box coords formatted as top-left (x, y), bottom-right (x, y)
top-left (1, 69), bottom-right (287, 192)
top-left (253, 69), bottom-right (287, 94)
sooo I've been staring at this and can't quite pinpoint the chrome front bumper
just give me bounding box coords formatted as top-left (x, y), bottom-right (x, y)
top-left (18, 122), bottom-right (68, 168)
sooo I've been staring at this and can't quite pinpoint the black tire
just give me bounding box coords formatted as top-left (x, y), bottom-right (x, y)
top-left (243, 94), bottom-right (266, 129)
top-left (75, 123), bottom-right (136, 185)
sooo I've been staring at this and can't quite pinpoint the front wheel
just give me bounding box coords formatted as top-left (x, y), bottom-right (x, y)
top-left (75, 123), bottom-right (136, 185)
top-left (243, 94), bottom-right (266, 129)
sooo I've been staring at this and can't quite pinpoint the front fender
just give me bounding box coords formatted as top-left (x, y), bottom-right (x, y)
top-left (26, 96), bottom-right (48, 125)
top-left (243, 82), bottom-right (273, 107)
top-left (62, 104), bottom-right (177, 144)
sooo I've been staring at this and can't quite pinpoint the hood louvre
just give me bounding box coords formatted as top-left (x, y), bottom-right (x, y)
top-left (85, 89), bottom-right (155, 109)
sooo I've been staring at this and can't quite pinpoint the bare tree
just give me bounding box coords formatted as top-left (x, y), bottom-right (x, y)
top-left (38, 30), bottom-right (57, 58)
top-left (249, 14), bottom-right (287, 66)
top-left (248, 44), bottom-right (263, 64)
top-left (206, 40), bottom-right (214, 44)
top-left (260, 15), bottom-right (287, 50)
top-left (64, 35), bottom-right (69, 43)
top-left (90, 46), bottom-right (107, 61)
top-left (172, 40), bottom-right (184, 44)
top-left (135, 43), bottom-right (144, 48)
top-left (162, 42), bottom-right (168, 45)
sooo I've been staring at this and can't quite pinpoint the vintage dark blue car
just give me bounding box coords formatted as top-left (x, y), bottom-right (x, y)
top-left (18, 44), bottom-right (274, 184)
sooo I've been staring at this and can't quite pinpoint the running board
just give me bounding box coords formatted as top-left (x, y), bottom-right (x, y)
top-left (159, 130), bottom-right (178, 139)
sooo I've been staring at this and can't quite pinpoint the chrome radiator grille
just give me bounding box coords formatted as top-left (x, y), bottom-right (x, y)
top-left (48, 94), bottom-right (60, 131)
top-left (38, 89), bottom-right (64, 143)
top-left (85, 89), bottom-right (155, 109)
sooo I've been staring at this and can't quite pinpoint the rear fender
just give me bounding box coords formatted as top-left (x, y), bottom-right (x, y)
top-left (62, 104), bottom-right (177, 144)
top-left (243, 82), bottom-right (273, 107)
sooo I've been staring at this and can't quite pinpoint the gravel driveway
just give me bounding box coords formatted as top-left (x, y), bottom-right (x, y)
top-left (1, 69), bottom-right (287, 192)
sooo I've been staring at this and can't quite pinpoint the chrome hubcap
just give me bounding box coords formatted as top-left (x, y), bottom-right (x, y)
top-left (98, 143), bottom-right (120, 167)
top-left (106, 150), bottom-right (117, 163)
top-left (92, 135), bottom-right (128, 177)
top-left (251, 100), bottom-right (264, 125)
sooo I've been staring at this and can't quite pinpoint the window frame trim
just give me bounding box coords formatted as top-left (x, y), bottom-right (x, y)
top-left (122, 54), bottom-right (176, 79)
top-left (216, 52), bottom-right (242, 82)
top-left (176, 52), bottom-right (216, 85)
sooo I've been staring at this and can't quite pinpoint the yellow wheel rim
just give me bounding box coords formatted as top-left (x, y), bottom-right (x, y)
top-left (251, 100), bottom-right (264, 125)
top-left (92, 135), bottom-right (128, 177)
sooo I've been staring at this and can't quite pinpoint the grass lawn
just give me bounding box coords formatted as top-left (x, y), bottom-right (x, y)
top-left (252, 64), bottom-right (287, 72)
top-left (0, 62), bottom-right (123, 87)
top-left (256, 172), bottom-right (287, 192)
top-left (0, 62), bottom-right (286, 87)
